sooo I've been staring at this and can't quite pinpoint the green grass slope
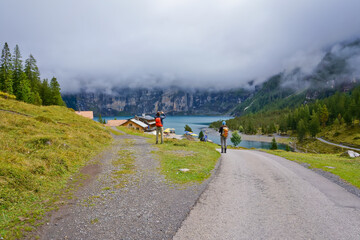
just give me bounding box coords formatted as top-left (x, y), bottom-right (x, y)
top-left (0, 96), bottom-right (112, 239)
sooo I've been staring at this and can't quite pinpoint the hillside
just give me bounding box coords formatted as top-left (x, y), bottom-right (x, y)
top-left (232, 39), bottom-right (360, 115)
top-left (0, 94), bottom-right (112, 238)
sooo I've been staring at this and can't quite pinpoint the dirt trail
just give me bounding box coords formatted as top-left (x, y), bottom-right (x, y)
top-left (36, 128), bottom-right (216, 240)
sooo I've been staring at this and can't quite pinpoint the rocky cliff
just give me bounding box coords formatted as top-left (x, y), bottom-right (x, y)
top-left (62, 87), bottom-right (251, 116)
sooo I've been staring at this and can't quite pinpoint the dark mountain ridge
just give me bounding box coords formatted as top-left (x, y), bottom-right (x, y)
top-left (62, 87), bottom-right (251, 116)
top-left (62, 39), bottom-right (360, 117)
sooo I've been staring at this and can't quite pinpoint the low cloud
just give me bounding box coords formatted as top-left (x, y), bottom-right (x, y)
top-left (1, 0), bottom-right (360, 92)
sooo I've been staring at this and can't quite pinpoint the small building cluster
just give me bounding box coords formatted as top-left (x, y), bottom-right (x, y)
top-left (105, 114), bottom-right (157, 132)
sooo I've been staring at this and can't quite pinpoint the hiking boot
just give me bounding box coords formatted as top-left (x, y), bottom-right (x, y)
top-left (225, 148), bottom-right (227, 153)
top-left (221, 148), bottom-right (223, 153)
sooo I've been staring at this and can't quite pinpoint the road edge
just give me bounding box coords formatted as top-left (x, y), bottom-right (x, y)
top-left (172, 151), bottom-right (224, 238)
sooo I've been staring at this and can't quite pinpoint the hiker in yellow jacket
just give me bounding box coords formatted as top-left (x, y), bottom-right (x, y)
top-left (219, 121), bottom-right (229, 153)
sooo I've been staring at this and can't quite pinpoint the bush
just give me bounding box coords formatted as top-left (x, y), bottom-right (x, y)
top-left (198, 131), bottom-right (204, 140)
top-left (230, 131), bottom-right (242, 146)
top-left (184, 124), bottom-right (192, 132)
top-left (0, 91), bottom-right (16, 100)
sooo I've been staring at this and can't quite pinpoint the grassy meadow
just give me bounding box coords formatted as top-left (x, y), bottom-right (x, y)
top-left (265, 150), bottom-right (360, 189)
top-left (0, 97), bottom-right (112, 239)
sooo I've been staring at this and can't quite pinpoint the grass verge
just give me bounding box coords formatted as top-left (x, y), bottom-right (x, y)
top-left (116, 127), bottom-right (221, 184)
top-left (295, 138), bottom-right (347, 154)
top-left (153, 138), bottom-right (220, 184)
top-left (0, 98), bottom-right (112, 239)
top-left (265, 150), bottom-right (360, 189)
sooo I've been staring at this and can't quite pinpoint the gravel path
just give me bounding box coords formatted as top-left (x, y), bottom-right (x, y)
top-left (174, 149), bottom-right (360, 240)
top-left (37, 128), bottom-right (218, 240)
top-left (317, 137), bottom-right (360, 151)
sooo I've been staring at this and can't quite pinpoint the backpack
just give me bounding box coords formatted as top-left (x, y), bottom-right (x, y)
top-left (155, 117), bottom-right (163, 127)
top-left (222, 127), bottom-right (229, 138)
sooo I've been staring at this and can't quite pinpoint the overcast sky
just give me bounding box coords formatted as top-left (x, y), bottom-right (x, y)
top-left (1, 0), bottom-right (360, 92)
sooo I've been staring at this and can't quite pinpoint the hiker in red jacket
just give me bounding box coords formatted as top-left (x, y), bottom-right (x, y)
top-left (155, 111), bottom-right (166, 144)
top-left (219, 121), bottom-right (229, 153)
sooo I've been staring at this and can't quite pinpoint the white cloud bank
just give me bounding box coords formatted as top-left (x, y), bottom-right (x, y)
top-left (1, 0), bottom-right (360, 92)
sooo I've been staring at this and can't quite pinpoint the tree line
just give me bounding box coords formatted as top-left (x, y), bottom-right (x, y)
top-left (0, 42), bottom-right (65, 106)
top-left (211, 84), bottom-right (360, 141)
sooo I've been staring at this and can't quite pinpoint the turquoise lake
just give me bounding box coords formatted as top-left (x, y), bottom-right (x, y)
top-left (94, 115), bottom-right (288, 150)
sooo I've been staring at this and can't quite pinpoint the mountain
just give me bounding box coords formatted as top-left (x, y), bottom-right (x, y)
top-left (232, 39), bottom-right (360, 115)
top-left (62, 39), bottom-right (360, 117)
top-left (62, 87), bottom-right (251, 116)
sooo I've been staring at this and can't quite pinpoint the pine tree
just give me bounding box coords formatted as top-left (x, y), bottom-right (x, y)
top-left (309, 114), bottom-right (320, 138)
top-left (270, 137), bottom-right (278, 150)
top-left (0, 42), bottom-right (13, 94)
top-left (40, 79), bottom-right (52, 105)
top-left (25, 54), bottom-right (41, 94)
top-left (17, 72), bottom-right (32, 103)
top-left (12, 45), bottom-right (23, 98)
top-left (319, 105), bottom-right (329, 127)
top-left (230, 131), bottom-right (242, 146)
top-left (50, 77), bottom-right (65, 106)
top-left (344, 110), bottom-right (352, 126)
top-left (32, 91), bottom-right (42, 106)
top-left (98, 114), bottom-right (103, 124)
top-left (297, 119), bottom-right (307, 142)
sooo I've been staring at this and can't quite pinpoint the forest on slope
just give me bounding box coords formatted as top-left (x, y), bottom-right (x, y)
top-left (0, 42), bottom-right (65, 106)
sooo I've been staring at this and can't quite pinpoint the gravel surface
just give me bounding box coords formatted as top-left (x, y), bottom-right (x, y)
top-left (317, 137), bottom-right (360, 151)
top-left (36, 128), bottom-right (220, 240)
top-left (174, 149), bottom-right (360, 240)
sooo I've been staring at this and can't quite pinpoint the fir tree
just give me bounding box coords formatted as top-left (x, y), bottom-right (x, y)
top-left (40, 79), bottom-right (52, 105)
top-left (17, 72), bottom-right (32, 103)
top-left (309, 113), bottom-right (320, 138)
top-left (230, 131), bottom-right (242, 146)
top-left (270, 137), bottom-right (278, 150)
top-left (12, 45), bottom-right (23, 98)
top-left (319, 105), bottom-right (329, 127)
top-left (50, 77), bottom-right (65, 106)
top-left (297, 119), bottom-right (307, 142)
top-left (32, 91), bottom-right (42, 106)
top-left (0, 42), bottom-right (13, 94)
top-left (98, 114), bottom-right (103, 124)
top-left (25, 54), bottom-right (41, 94)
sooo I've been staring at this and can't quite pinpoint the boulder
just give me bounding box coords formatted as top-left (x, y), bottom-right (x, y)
top-left (340, 150), bottom-right (360, 158)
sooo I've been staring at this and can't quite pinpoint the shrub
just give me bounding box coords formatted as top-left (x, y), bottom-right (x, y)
top-left (230, 131), bottom-right (242, 146)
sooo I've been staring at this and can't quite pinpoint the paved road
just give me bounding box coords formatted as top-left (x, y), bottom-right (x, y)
top-left (174, 150), bottom-right (360, 240)
top-left (317, 137), bottom-right (360, 151)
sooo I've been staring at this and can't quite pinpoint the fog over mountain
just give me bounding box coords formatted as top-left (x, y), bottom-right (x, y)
top-left (1, 0), bottom-right (360, 92)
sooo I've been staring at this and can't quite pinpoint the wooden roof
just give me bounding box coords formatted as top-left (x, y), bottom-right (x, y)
top-left (75, 111), bottom-right (94, 119)
top-left (105, 120), bottom-right (127, 127)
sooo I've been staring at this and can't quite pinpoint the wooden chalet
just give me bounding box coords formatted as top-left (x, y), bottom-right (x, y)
top-left (122, 119), bottom-right (149, 131)
top-left (134, 114), bottom-right (156, 130)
